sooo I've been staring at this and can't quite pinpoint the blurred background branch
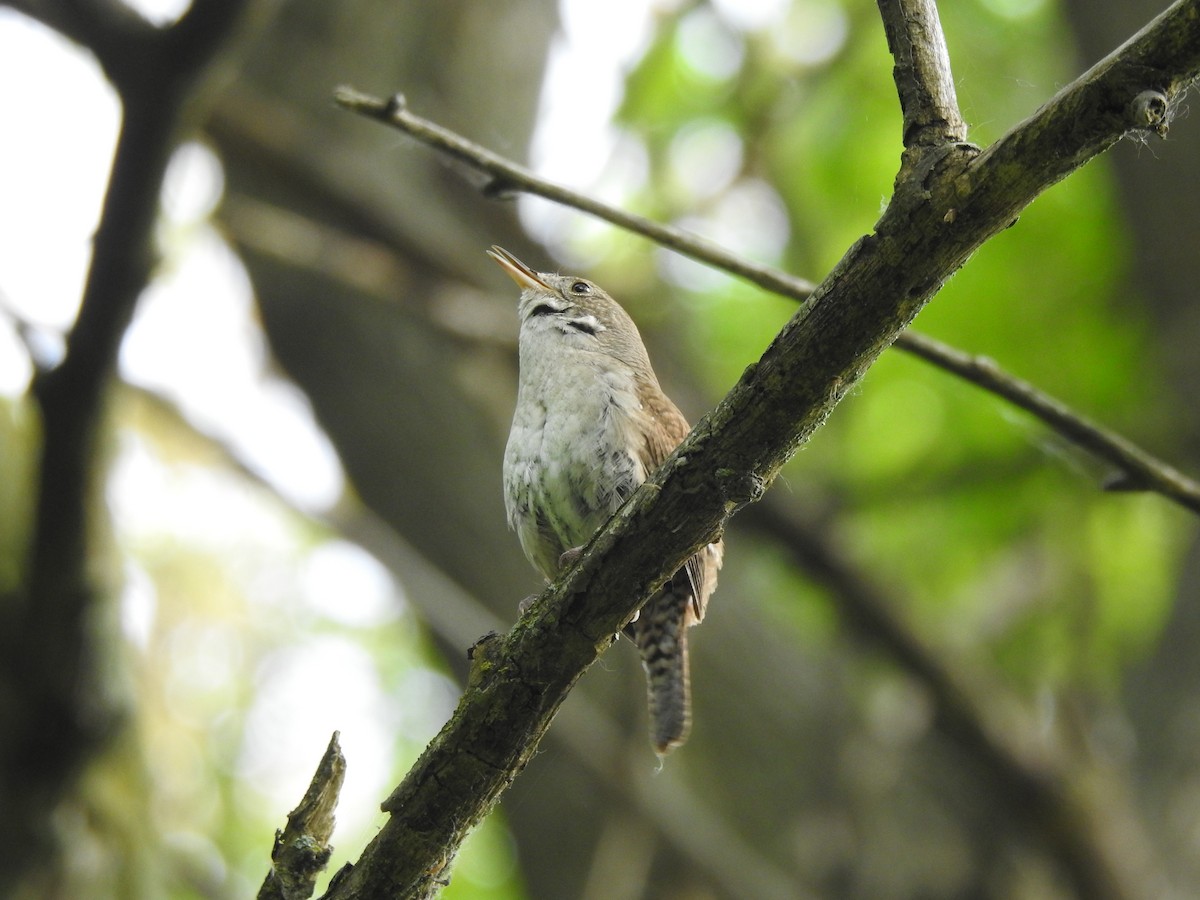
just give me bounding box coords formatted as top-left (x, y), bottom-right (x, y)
top-left (1, 0), bottom-right (260, 892)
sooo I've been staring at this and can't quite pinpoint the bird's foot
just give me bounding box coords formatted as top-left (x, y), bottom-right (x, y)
top-left (556, 545), bottom-right (638, 632)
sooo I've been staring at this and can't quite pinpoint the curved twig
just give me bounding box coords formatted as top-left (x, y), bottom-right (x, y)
top-left (332, 88), bottom-right (818, 300)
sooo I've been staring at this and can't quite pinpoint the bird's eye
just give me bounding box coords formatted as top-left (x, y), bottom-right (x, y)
top-left (570, 281), bottom-right (592, 294)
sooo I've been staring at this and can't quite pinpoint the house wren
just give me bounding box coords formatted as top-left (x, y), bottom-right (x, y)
top-left (490, 245), bottom-right (722, 754)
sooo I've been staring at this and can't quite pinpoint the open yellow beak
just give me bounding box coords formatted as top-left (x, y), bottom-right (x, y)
top-left (488, 245), bottom-right (552, 292)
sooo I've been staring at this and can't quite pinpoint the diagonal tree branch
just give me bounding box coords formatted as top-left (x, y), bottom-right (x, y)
top-left (215, 183), bottom-right (1185, 899)
top-left (210, 193), bottom-right (1154, 893)
top-left (325, 2), bottom-right (1200, 896)
top-left (124, 379), bottom-right (805, 899)
top-left (332, 87), bottom-right (1200, 519)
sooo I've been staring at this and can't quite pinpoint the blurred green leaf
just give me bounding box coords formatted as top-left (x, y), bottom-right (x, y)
top-left (611, 0), bottom-right (1187, 699)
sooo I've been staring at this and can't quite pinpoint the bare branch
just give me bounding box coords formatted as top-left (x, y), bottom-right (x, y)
top-left (325, 3), bottom-right (1200, 895)
top-left (332, 87), bottom-right (818, 300)
top-left (212, 191), bottom-right (1191, 891)
top-left (897, 331), bottom-right (1200, 515)
top-left (876, 0), bottom-right (969, 149)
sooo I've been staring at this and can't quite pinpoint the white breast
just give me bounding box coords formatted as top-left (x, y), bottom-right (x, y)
top-left (504, 326), bottom-right (647, 580)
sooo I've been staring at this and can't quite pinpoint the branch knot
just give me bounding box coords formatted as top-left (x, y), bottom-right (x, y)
top-left (716, 468), bottom-right (766, 510)
top-left (1130, 89), bottom-right (1170, 137)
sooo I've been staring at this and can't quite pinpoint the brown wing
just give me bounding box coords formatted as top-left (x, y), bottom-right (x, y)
top-left (637, 377), bottom-right (693, 470)
top-left (636, 378), bottom-right (722, 624)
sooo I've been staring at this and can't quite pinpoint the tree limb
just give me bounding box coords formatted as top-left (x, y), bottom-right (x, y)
top-left (124, 379), bottom-right (804, 898)
top-left (324, 2), bottom-right (1200, 896)
top-left (217, 194), bottom-right (1187, 894)
top-left (211, 187), bottom-right (1158, 894)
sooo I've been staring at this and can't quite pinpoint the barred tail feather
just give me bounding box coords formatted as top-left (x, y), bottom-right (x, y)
top-left (635, 584), bottom-right (692, 755)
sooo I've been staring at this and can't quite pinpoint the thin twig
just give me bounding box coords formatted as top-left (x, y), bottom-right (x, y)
top-left (334, 86), bottom-right (1200, 519)
top-left (332, 87), bottom-right (818, 299)
top-left (897, 331), bottom-right (1200, 514)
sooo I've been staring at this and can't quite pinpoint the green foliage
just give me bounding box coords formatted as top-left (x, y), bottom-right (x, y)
top-left (442, 816), bottom-right (526, 900)
top-left (608, 0), bottom-right (1189, 699)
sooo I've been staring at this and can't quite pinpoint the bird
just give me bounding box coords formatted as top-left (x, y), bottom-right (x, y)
top-left (489, 245), bottom-right (722, 754)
